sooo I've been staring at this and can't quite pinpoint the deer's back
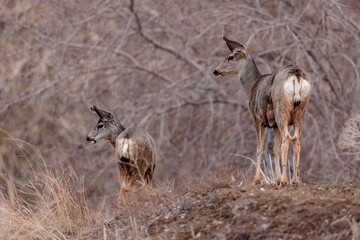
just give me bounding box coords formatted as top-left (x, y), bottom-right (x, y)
top-left (118, 127), bottom-right (154, 143)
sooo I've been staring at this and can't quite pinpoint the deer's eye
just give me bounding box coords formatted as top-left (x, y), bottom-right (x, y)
top-left (98, 124), bottom-right (103, 129)
top-left (228, 56), bottom-right (234, 61)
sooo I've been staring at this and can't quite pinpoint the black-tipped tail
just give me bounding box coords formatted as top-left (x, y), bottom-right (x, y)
top-left (294, 98), bottom-right (301, 106)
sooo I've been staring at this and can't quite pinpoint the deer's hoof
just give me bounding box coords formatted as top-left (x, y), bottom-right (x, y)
top-left (292, 179), bottom-right (299, 185)
top-left (276, 179), bottom-right (281, 186)
top-left (281, 181), bottom-right (287, 187)
top-left (252, 179), bottom-right (261, 186)
top-left (120, 186), bottom-right (129, 193)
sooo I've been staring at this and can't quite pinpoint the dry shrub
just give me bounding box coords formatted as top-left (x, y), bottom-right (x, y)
top-left (0, 166), bottom-right (99, 240)
top-left (338, 113), bottom-right (360, 161)
top-left (0, 138), bottom-right (99, 239)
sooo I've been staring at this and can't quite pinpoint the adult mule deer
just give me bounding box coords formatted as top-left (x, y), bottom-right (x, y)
top-left (86, 106), bottom-right (157, 192)
top-left (213, 36), bottom-right (311, 186)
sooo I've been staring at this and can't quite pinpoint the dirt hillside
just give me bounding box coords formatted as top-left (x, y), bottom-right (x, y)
top-left (83, 181), bottom-right (360, 239)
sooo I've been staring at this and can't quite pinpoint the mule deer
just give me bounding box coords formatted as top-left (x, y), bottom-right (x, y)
top-left (86, 106), bottom-right (157, 192)
top-left (213, 36), bottom-right (311, 186)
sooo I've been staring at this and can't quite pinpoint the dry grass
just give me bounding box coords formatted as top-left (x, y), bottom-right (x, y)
top-left (0, 134), bottom-right (100, 239)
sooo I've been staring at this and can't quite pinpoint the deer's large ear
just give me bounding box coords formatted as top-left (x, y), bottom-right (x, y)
top-left (90, 106), bottom-right (96, 113)
top-left (223, 35), bottom-right (246, 52)
top-left (91, 105), bottom-right (114, 122)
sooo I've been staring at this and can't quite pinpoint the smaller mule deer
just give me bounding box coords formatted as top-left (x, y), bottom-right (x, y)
top-left (213, 36), bottom-right (311, 186)
top-left (86, 106), bottom-right (157, 192)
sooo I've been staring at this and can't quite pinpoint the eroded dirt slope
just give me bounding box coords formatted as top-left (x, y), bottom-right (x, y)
top-left (152, 183), bottom-right (360, 239)
top-left (96, 182), bottom-right (360, 240)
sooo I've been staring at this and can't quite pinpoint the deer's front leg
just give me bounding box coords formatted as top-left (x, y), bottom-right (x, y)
top-left (253, 123), bottom-right (264, 185)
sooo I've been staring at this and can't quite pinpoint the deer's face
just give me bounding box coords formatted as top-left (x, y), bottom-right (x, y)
top-left (213, 35), bottom-right (248, 77)
top-left (86, 105), bottom-right (115, 144)
top-left (86, 119), bottom-right (112, 143)
top-left (213, 50), bottom-right (247, 76)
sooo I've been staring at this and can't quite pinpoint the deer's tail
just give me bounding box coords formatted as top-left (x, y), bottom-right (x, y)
top-left (293, 80), bottom-right (302, 106)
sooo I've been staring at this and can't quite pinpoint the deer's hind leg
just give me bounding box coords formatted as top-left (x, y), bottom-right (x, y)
top-left (117, 139), bottom-right (131, 192)
top-left (118, 163), bottom-right (129, 192)
top-left (127, 168), bottom-right (138, 190)
top-left (145, 162), bottom-right (156, 187)
top-left (273, 127), bottom-right (282, 185)
top-left (291, 120), bottom-right (303, 185)
top-left (144, 167), bottom-right (153, 187)
top-left (253, 123), bottom-right (265, 185)
top-left (278, 123), bottom-right (291, 187)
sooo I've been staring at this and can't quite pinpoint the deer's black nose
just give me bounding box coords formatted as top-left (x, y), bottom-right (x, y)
top-left (86, 136), bottom-right (91, 142)
top-left (213, 70), bottom-right (219, 76)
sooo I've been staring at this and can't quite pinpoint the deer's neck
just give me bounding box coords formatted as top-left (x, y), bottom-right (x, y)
top-left (109, 119), bottom-right (126, 147)
top-left (238, 57), bottom-right (262, 96)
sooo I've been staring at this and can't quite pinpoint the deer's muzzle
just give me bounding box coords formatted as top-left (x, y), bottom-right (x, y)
top-left (213, 69), bottom-right (223, 76)
top-left (86, 136), bottom-right (96, 143)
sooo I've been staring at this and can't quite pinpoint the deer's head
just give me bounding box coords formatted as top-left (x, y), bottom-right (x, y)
top-left (213, 36), bottom-right (249, 77)
top-left (86, 105), bottom-right (116, 144)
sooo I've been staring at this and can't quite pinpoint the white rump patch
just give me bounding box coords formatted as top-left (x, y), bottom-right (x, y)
top-left (284, 76), bottom-right (311, 99)
top-left (300, 78), bottom-right (311, 97)
top-left (122, 140), bottom-right (129, 158)
top-left (284, 76), bottom-right (297, 96)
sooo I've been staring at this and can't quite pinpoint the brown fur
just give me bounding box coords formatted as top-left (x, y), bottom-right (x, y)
top-left (117, 128), bottom-right (157, 191)
top-left (214, 36), bottom-right (311, 186)
top-left (86, 106), bottom-right (157, 192)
